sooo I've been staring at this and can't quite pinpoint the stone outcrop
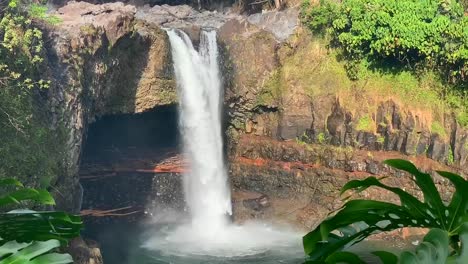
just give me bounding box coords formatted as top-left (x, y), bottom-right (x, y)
top-left (222, 24), bottom-right (468, 168)
top-left (229, 135), bottom-right (464, 229)
top-left (45, 1), bottom-right (176, 212)
top-left (66, 237), bottom-right (104, 264)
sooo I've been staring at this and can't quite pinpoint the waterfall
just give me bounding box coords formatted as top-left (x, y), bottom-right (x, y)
top-left (166, 29), bottom-right (232, 235)
top-left (143, 29), bottom-right (300, 258)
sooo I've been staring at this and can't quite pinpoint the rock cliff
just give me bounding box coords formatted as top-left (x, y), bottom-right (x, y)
top-left (36, 2), bottom-right (467, 261)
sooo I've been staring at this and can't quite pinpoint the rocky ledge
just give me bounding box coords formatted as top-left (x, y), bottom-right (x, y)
top-left (229, 134), bottom-right (466, 233)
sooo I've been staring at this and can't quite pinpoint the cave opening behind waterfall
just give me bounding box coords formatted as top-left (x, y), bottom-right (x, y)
top-left (78, 104), bottom-right (187, 259)
top-left (81, 105), bottom-right (180, 165)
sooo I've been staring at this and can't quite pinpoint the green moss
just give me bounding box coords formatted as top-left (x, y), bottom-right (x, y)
top-left (424, 144), bottom-right (430, 155)
top-left (79, 24), bottom-right (98, 36)
top-left (447, 147), bottom-right (455, 165)
top-left (356, 115), bottom-right (374, 132)
top-left (431, 122), bottom-right (447, 139)
top-left (256, 69), bottom-right (283, 107)
top-left (231, 118), bottom-right (245, 130)
top-left (313, 144), bottom-right (354, 163)
top-left (376, 135), bottom-right (385, 144)
top-left (317, 132), bottom-right (326, 144)
top-left (29, 3), bottom-right (62, 25)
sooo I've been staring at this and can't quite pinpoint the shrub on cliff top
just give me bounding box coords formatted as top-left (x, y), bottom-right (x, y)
top-left (301, 0), bottom-right (467, 84)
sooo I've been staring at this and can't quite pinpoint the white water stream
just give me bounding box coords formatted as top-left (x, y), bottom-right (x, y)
top-left (143, 29), bottom-right (300, 258)
top-left (168, 29), bottom-right (232, 236)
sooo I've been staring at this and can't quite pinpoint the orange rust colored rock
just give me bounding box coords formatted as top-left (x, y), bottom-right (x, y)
top-left (401, 227), bottom-right (428, 240)
top-left (152, 164), bottom-right (188, 173)
top-left (236, 157), bottom-right (268, 166)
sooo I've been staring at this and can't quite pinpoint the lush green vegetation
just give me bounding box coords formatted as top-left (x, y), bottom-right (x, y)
top-left (0, 0), bottom-right (66, 188)
top-left (0, 178), bottom-right (82, 263)
top-left (301, 0), bottom-right (467, 84)
top-left (277, 36), bottom-right (468, 126)
top-left (303, 159), bottom-right (468, 263)
top-left (299, 0), bottom-right (468, 128)
top-left (0, 5), bottom-right (79, 263)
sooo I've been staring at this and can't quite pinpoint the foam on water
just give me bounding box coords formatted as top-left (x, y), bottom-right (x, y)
top-left (143, 221), bottom-right (301, 258)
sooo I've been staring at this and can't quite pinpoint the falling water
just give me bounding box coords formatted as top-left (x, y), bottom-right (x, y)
top-left (166, 29), bottom-right (232, 234)
top-left (143, 29), bottom-right (300, 258)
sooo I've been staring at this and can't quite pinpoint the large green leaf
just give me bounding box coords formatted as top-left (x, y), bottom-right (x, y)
top-left (0, 240), bottom-right (72, 264)
top-left (303, 159), bottom-right (468, 261)
top-left (372, 251), bottom-right (398, 264)
top-left (0, 179), bottom-right (23, 188)
top-left (447, 223), bottom-right (468, 264)
top-left (383, 160), bottom-right (446, 229)
top-left (306, 250), bottom-right (398, 264)
top-left (304, 226), bottom-right (467, 264)
top-left (0, 211), bottom-right (82, 243)
top-left (325, 251), bottom-right (366, 264)
top-left (0, 189), bottom-right (55, 207)
top-left (303, 199), bottom-right (424, 258)
top-left (400, 228), bottom-right (449, 264)
top-left (0, 178), bottom-right (81, 244)
top-left (0, 178), bottom-right (55, 207)
top-left (435, 171), bottom-right (468, 235)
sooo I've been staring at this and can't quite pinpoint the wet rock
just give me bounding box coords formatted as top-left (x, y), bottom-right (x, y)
top-left (327, 101), bottom-right (347, 146)
top-left (366, 160), bottom-right (380, 175)
top-left (416, 131), bottom-right (431, 155)
top-left (405, 132), bottom-right (420, 156)
top-left (243, 194), bottom-right (270, 211)
top-left (345, 160), bottom-right (366, 172)
top-left (452, 124), bottom-right (468, 166)
top-left (230, 134), bottom-right (466, 229)
top-left (428, 136), bottom-right (449, 162)
top-left (67, 237), bottom-right (103, 264)
top-left (278, 115), bottom-right (312, 140)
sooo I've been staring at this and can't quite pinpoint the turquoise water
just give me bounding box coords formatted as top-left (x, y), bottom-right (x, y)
top-left (128, 248), bottom-right (305, 264)
top-left (87, 221), bottom-right (409, 264)
top-left (86, 222), bottom-right (306, 264)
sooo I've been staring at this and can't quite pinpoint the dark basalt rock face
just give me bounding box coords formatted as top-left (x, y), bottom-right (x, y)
top-left (228, 134), bottom-right (465, 229)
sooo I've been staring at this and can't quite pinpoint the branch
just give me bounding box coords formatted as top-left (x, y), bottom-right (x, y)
top-left (0, 106), bottom-right (26, 135)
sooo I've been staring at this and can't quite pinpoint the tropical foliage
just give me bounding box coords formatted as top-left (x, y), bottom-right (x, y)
top-left (301, 0), bottom-right (468, 84)
top-left (303, 159), bottom-right (468, 263)
top-left (0, 0), bottom-right (66, 188)
top-left (309, 226), bottom-right (468, 263)
top-left (0, 178), bottom-right (82, 264)
top-left (0, 240), bottom-right (73, 264)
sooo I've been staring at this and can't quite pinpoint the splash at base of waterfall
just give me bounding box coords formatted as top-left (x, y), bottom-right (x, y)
top-left (142, 221), bottom-right (301, 258)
